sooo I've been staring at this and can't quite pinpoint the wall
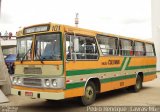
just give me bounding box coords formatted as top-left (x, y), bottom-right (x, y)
top-left (152, 0), bottom-right (160, 71)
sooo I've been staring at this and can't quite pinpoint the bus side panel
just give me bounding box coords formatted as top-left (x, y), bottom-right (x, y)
top-left (143, 74), bottom-right (157, 82)
top-left (101, 78), bottom-right (136, 93)
top-left (64, 87), bottom-right (84, 98)
top-left (127, 56), bottom-right (157, 82)
top-left (128, 57), bottom-right (156, 67)
top-left (65, 56), bottom-right (124, 98)
top-left (65, 56), bottom-right (156, 98)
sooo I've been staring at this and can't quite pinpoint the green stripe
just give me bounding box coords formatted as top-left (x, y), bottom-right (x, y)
top-left (125, 65), bottom-right (156, 70)
top-left (66, 64), bottom-right (156, 76)
top-left (125, 57), bottom-right (131, 70)
top-left (67, 67), bottom-right (121, 76)
top-left (66, 82), bottom-right (85, 89)
top-left (66, 57), bottom-right (127, 76)
top-left (144, 71), bottom-right (157, 76)
top-left (100, 74), bottom-right (136, 83)
top-left (66, 71), bottom-right (156, 89)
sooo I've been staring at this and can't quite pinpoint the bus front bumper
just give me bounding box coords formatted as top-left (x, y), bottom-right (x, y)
top-left (11, 88), bottom-right (65, 100)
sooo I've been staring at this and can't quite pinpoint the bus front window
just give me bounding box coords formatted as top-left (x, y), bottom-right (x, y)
top-left (17, 36), bottom-right (33, 61)
top-left (35, 33), bottom-right (61, 61)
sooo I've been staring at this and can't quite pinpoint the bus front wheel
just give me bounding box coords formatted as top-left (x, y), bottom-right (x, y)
top-left (81, 81), bottom-right (96, 106)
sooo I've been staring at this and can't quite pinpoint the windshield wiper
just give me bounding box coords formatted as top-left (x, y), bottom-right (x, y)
top-left (21, 49), bottom-right (31, 63)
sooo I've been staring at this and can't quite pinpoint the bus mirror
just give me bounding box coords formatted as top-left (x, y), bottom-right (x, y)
top-left (74, 38), bottom-right (79, 52)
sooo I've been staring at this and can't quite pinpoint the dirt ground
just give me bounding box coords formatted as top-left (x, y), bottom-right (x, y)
top-left (0, 73), bottom-right (160, 112)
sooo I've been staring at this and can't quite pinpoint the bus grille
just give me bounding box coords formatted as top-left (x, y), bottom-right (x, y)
top-left (23, 78), bottom-right (42, 87)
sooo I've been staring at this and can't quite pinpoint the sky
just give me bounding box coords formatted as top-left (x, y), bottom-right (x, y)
top-left (0, 0), bottom-right (151, 39)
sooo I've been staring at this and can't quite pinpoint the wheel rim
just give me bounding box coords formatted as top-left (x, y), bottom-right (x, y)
top-left (85, 86), bottom-right (94, 100)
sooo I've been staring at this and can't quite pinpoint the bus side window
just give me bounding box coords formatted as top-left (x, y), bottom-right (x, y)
top-left (134, 41), bottom-right (145, 56)
top-left (78, 36), bottom-right (98, 60)
top-left (96, 35), bottom-right (118, 56)
top-left (145, 43), bottom-right (155, 56)
top-left (65, 34), bottom-right (99, 60)
top-left (119, 39), bottom-right (133, 56)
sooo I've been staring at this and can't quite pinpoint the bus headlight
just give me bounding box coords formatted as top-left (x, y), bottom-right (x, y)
top-left (17, 78), bottom-right (22, 84)
top-left (52, 79), bottom-right (57, 87)
top-left (45, 79), bottom-right (50, 87)
top-left (13, 77), bottom-right (17, 84)
top-left (43, 78), bottom-right (64, 88)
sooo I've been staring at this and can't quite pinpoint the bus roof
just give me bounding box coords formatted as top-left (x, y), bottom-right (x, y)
top-left (16, 22), bottom-right (154, 44)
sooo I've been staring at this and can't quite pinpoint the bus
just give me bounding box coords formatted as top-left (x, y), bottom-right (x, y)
top-left (11, 23), bottom-right (157, 105)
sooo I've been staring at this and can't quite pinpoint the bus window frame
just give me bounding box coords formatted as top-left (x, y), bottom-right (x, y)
top-left (16, 32), bottom-right (63, 62)
top-left (144, 42), bottom-right (156, 57)
top-left (134, 41), bottom-right (146, 56)
top-left (34, 32), bottom-right (63, 61)
top-left (96, 34), bottom-right (119, 56)
top-left (119, 38), bottom-right (134, 56)
top-left (65, 33), bottom-right (100, 61)
top-left (16, 35), bottom-right (34, 61)
top-left (153, 43), bottom-right (156, 56)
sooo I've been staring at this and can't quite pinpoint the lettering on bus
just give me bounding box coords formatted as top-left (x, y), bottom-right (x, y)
top-left (24, 25), bottom-right (49, 34)
top-left (102, 60), bottom-right (120, 65)
top-left (52, 25), bottom-right (60, 31)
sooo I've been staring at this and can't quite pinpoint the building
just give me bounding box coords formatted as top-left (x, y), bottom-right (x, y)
top-left (152, 0), bottom-right (160, 71)
top-left (0, 36), bottom-right (17, 55)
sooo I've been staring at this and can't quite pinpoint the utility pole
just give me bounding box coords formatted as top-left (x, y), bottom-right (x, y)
top-left (75, 13), bottom-right (79, 27)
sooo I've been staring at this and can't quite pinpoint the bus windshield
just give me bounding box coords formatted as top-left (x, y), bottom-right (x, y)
top-left (17, 36), bottom-right (33, 61)
top-left (35, 33), bottom-right (61, 61)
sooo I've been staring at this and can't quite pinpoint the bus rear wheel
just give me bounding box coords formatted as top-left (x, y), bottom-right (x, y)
top-left (129, 75), bottom-right (142, 92)
top-left (81, 81), bottom-right (96, 106)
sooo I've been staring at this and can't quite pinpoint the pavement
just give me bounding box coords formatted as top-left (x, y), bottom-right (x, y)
top-left (0, 73), bottom-right (160, 112)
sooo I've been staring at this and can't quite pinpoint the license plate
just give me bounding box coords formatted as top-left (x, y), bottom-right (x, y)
top-left (25, 92), bottom-right (33, 96)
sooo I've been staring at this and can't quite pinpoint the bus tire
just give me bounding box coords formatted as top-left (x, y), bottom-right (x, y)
top-left (129, 75), bottom-right (142, 92)
top-left (81, 81), bottom-right (96, 106)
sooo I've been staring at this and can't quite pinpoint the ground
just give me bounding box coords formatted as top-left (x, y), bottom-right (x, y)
top-left (0, 73), bottom-right (160, 112)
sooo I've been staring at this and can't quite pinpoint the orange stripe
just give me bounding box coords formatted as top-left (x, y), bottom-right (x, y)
top-left (65, 87), bottom-right (84, 98)
top-left (101, 82), bottom-right (113, 92)
top-left (13, 85), bottom-right (84, 98)
top-left (15, 61), bottom-right (63, 65)
top-left (129, 57), bottom-right (156, 67)
top-left (12, 86), bottom-right (63, 93)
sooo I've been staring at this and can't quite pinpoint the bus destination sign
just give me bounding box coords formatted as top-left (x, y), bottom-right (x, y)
top-left (24, 25), bottom-right (49, 34)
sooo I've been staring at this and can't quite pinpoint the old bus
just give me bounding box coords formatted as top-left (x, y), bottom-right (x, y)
top-left (11, 23), bottom-right (157, 105)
